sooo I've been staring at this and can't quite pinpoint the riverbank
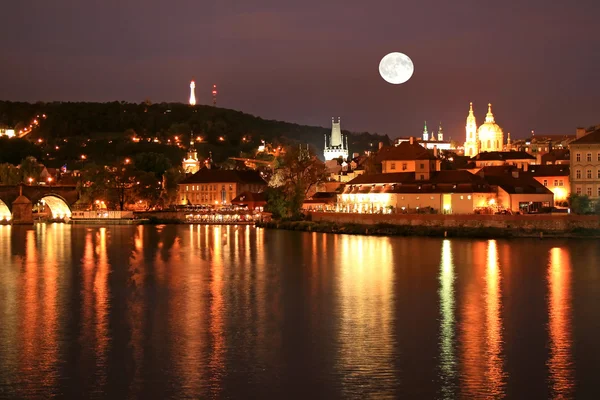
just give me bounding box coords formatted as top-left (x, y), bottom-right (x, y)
top-left (256, 218), bottom-right (600, 238)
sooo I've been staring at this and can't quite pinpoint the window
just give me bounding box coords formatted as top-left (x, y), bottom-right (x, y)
top-left (402, 163), bottom-right (407, 171)
top-left (598, 187), bottom-right (600, 198)
top-left (576, 186), bottom-right (582, 195)
top-left (587, 153), bottom-right (592, 162)
top-left (543, 179), bottom-right (548, 186)
top-left (559, 180), bottom-right (564, 186)
top-left (420, 163), bottom-right (425, 169)
top-left (598, 169), bottom-right (600, 179)
top-left (587, 170), bottom-right (592, 179)
top-left (390, 162), bottom-right (396, 170)
top-left (460, 195), bottom-right (464, 200)
top-left (576, 153), bottom-right (581, 162)
top-left (416, 196), bottom-right (420, 200)
top-left (467, 195), bottom-right (472, 200)
top-left (553, 180), bottom-right (558, 186)
top-left (576, 169), bottom-right (581, 179)
top-left (420, 174), bottom-right (425, 180)
top-left (430, 196), bottom-right (434, 200)
top-left (186, 185), bottom-right (189, 191)
top-left (587, 187), bottom-right (592, 197)
top-left (598, 153), bottom-right (600, 162)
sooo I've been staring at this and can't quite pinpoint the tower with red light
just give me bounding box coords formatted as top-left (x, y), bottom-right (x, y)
top-left (212, 84), bottom-right (217, 106)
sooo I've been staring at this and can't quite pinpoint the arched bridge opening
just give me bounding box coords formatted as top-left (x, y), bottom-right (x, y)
top-left (0, 199), bottom-right (10, 222)
top-left (38, 195), bottom-right (72, 220)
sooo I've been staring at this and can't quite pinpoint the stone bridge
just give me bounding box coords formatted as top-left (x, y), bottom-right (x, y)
top-left (0, 185), bottom-right (79, 224)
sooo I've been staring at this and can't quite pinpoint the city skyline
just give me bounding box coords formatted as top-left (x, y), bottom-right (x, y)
top-left (1, 1), bottom-right (599, 139)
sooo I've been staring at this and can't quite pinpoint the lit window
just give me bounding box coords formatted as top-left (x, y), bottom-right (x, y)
top-left (186, 185), bottom-right (189, 191)
top-left (460, 195), bottom-right (464, 200)
top-left (587, 153), bottom-right (592, 162)
top-left (430, 196), bottom-right (434, 200)
top-left (467, 195), bottom-right (472, 200)
top-left (576, 170), bottom-right (581, 179)
top-left (576, 153), bottom-right (581, 162)
top-left (416, 196), bottom-right (420, 200)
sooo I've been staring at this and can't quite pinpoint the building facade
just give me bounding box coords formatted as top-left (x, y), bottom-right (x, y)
top-left (178, 169), bottom-right (267, 206)
top-left (182, 141), bottom-right (201, 174)
top-left (569, 127), bottom-right (600, 200)
top-left (323, 117), bottom-right (349, 161)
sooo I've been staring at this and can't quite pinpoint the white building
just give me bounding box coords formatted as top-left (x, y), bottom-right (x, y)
top-left (0, 128), bottom-right (15, 138)
top-left (323, 117), bottom-right (349, 161)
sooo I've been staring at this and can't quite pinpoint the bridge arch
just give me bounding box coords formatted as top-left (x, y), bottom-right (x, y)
top-left (0, 199), bottom-right (10, 221)
top-left (38, 194), bottom-right (72, 219)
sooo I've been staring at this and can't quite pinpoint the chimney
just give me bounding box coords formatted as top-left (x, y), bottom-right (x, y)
top-left (409, 136), bottom-right (414, 145)
top-left (433, 145), bottom-right (438, 158)
top-left (536, 154), bottom-right (542, 165)
top-left (511, 170), bottom-right (519, 179)
top-left (576, 127), bottom-right (586, 139)
top-left (378, 142), bottom-right (383, 150)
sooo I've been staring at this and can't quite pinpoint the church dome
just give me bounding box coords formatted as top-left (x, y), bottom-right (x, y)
top-left (477, 103), bottom-right (504, 152)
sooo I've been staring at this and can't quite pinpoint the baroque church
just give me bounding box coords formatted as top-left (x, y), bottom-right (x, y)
top-left (323, 117), bottom-right (349, 161)
top-left (463, 102), bottom-right (505, 157)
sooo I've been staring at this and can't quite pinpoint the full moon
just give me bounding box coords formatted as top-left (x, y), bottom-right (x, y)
top-left (379, 52), bottom-right (414, 84)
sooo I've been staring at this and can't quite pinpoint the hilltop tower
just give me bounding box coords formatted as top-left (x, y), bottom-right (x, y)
top-left (189, 80), bottom-right (196, 106)
top-left (212, 84), bottom-right (218, 106)
top-left (323, 117), bottom-right (349, 161)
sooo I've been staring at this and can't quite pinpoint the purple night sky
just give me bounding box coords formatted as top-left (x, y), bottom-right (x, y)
top-left (1, 0), bottom-right (599, 140)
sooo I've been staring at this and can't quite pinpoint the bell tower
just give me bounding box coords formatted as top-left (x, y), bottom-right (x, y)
top-left (463, 102), bottom-right (479, 157)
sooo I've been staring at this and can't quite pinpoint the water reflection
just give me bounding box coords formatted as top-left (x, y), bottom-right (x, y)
top-left (337, 235), bottom-right (395, 397)
top-left (438, 239), bottom-right (457, 398)
top-left (460, 240), bottom-right (507, 397)
top-left (547, 247), bottom-right (575, 397)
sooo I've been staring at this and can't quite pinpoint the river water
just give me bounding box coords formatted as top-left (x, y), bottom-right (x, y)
top-left (0, 224), bottom-right (599, 399)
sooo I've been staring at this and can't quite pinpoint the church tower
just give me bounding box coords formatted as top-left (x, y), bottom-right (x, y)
top-left (437, 122), bottom-right (443, 141)
top-left (323, 117), bottom-right (349, 161)
top-left (463, 102), bottom-right (479, 157)
top-left (422, 121), bottom-right (429, 141)
top-left (182, 137), bottom-right (200, 174)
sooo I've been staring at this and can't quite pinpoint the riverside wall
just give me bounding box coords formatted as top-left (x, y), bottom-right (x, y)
top-left (309, 212), bottom-right (600, 232)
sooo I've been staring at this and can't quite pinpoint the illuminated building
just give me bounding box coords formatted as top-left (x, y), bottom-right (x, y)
top-left (338, 167), bottom-right (554, 214)
top-left (0, 128), bottom-right (15, 138)
top-left (323, 117), bottom-right (349, 161)
top-left (182, 140), bottom-right (201, 174)
top-left (527, 165), bottom-right (570, 206)
top-left (179, 169), bottom-right (267, 206)
top-left (189, 80), bottom-right (196, 106)
top-left (569, 126), bottom-right (600, 200)
top-left (471, 151), bottom-right (536, 170)
top-left (463, 103), bottom-right (505, 156)
top-left (414, 121), bottom-right (454, 150)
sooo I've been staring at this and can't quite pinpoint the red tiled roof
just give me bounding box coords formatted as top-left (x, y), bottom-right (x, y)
top-left (375, 142), bottom-right (436, 163)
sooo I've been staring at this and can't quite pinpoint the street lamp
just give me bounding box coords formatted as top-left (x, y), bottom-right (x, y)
top-left (28, 177), bottom-right (33, 185)
top-left (47, 177), bottom-right (53, 185)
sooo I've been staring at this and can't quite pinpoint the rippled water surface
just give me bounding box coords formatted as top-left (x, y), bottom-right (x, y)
top-left (0, 224), bottom-right (599, 399)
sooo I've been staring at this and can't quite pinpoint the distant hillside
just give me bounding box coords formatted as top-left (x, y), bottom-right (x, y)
top-left (0, 101), bottom-right (390, 162)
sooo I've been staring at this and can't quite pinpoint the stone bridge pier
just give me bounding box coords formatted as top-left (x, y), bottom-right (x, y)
top-left (0, 184), bottom-right (79, 224)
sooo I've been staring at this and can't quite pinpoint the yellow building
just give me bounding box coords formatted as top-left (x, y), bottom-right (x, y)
top-left (527, 165), bottom-right (570, 206)
top-left (377, 139), bottom-right (441, 174)
top-left (569, 127), bottom-right (600, 200)
top-left (178, 169), bottom-right (267, 206)
top-left (471, 151), bottom-right (536, 170)
top-left (463, 102), bottom-right (505, 156)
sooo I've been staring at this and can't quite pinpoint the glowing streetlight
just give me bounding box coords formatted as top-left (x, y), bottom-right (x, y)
top-left (81, 154), bottom-right (87, 160)
top-left (47, 177), bottom-right (53, 185)
top-left (28, 177), bottom-right (33, 185)
top-left (124, 158), bottom-right (131, 164)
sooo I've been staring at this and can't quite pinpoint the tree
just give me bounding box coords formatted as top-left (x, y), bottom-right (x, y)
top-left (568, 193), bottom-right (591, 214)
top-left (266, 146), bottom-right (329, 218)
top-left (161, 167), bottom-right (185, 206)
top-left (594, 200), bottom-right (600, 215)
top-left (133, 152), bottom-right (172, 177)
top-left (20, 156), bottom-right (41, 183)
top-left (0, 163), bottom-right (22, 184)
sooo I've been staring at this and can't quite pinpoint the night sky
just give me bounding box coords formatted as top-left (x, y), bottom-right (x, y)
top-left (1, 0), bottom-right (599, 141)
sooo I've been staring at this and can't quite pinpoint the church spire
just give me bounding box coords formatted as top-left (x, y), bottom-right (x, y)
top-left (437, 121), bottom-right (443, 141)
top-left (485, 103), bottom-right (495, 123)
top-left (423, 121), bottom-right (429, 141)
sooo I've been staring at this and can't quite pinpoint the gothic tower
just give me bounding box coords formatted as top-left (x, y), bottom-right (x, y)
top-left (323, 117), bottom-right (349, 161)
top-left (422, 121), bottom-right (429, 141)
